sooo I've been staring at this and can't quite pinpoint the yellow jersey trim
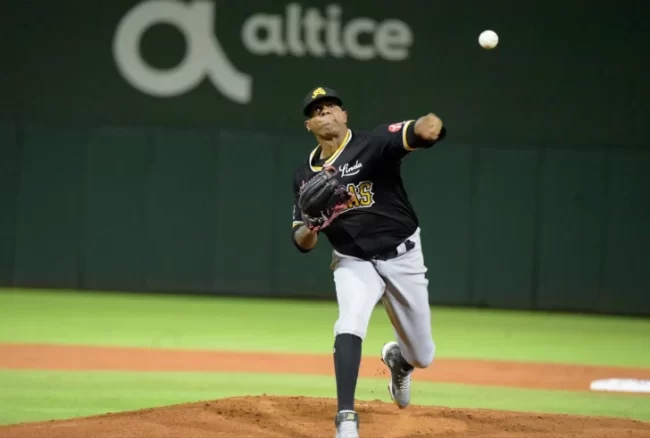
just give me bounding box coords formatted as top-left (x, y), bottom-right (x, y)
top-left (402, 120), bottom-right (416, 151)
top-left (309, 129), bottom-right (352, 172)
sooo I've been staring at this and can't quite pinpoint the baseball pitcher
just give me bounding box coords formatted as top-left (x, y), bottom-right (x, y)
top-left (291, 86), bottom-right (447, 438)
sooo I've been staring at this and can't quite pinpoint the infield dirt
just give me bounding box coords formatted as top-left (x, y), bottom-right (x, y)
top-left (1, 344), bottom-right (649, 437)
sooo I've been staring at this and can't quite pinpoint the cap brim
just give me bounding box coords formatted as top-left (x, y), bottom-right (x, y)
top-left (303, 96), bottom-right (343, 116)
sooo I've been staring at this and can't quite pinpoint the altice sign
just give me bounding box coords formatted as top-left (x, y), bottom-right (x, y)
top-left (112, 1), bottom-right (414, 103)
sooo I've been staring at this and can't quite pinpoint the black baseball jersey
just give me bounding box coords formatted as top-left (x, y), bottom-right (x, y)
top-left (291, 119), bottom-right (448, 260)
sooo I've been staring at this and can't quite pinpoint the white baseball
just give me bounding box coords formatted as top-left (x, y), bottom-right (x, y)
top-left (478, 30), bottom-right (499, 49)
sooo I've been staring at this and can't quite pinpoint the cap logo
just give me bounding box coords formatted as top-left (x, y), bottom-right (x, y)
top-left (311, 87), bottom-right (326, 99)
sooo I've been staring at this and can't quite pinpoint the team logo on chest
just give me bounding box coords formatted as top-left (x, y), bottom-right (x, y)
top-left (342, 181), bottom-right (375, 212)
top-left (337, 161), bottom-right (375, 213)
top-left (339, 160), bottom-right (363, 177)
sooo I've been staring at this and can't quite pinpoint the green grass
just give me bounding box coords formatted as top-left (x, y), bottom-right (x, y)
top-left (1, 288), bottom-right (650, 367)
top-left (0, 370), bottom-right (648, 427)
top-left (1, 289), bottom-right (649, 428)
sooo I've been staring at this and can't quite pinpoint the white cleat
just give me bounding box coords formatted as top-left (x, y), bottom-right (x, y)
top-left (334, 410), bottom-right (359, 438)
top-left (381, 341), bottom-right (413, 409)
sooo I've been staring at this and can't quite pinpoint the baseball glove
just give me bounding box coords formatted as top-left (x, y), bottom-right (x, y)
top-left (298, 165), bottom-right (351, 231)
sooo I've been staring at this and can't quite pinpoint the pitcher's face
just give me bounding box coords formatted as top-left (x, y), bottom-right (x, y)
top-left (305, 100), bottom-right (348, 138)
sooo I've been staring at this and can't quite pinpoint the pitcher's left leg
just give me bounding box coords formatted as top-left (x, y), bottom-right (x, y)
top-left (376, 229), bottom-right (435, 408)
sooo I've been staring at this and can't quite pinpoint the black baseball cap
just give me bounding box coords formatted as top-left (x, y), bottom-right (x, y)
top-left (302, 86), bottom-right (343, 117)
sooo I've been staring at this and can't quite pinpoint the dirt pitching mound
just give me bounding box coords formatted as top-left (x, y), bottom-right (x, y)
top-left (2, 396), bottom-right (649, 438)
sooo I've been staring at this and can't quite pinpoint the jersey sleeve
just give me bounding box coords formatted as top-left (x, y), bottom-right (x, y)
top-left (373, 119), bottom-right (447, 160)
top-left (291, 169), bottom-right (304, 230)
top-left (290, 166), bottom-right (315, 252)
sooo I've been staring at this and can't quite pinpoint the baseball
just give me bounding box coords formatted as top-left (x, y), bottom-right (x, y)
top-left (478, 30), bottom-right (499, 49)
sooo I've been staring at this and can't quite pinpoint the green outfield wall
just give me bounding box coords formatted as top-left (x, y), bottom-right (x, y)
top-left (1, 1), bottom-right (648, 315)
top-left (1, 122), bottom-right (649, 315)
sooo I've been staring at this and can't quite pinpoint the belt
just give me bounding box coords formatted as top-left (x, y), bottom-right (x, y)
top-left (372, 239), bottom-right (415, 261)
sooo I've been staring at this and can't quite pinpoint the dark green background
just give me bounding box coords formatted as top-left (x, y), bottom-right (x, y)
top-left (1, 1), bottom-right (649, 315)
top-left (2, 0), bottom-right (648, 147)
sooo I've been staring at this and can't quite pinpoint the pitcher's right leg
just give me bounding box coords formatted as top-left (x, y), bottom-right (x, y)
top-left (331, 252), bottom-right (385, 436)
top-left (333, 254), bottom-right (386, 340)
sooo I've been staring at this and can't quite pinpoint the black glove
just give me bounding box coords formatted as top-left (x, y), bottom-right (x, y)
top-left (298, 165), bottom-right (351, 231)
